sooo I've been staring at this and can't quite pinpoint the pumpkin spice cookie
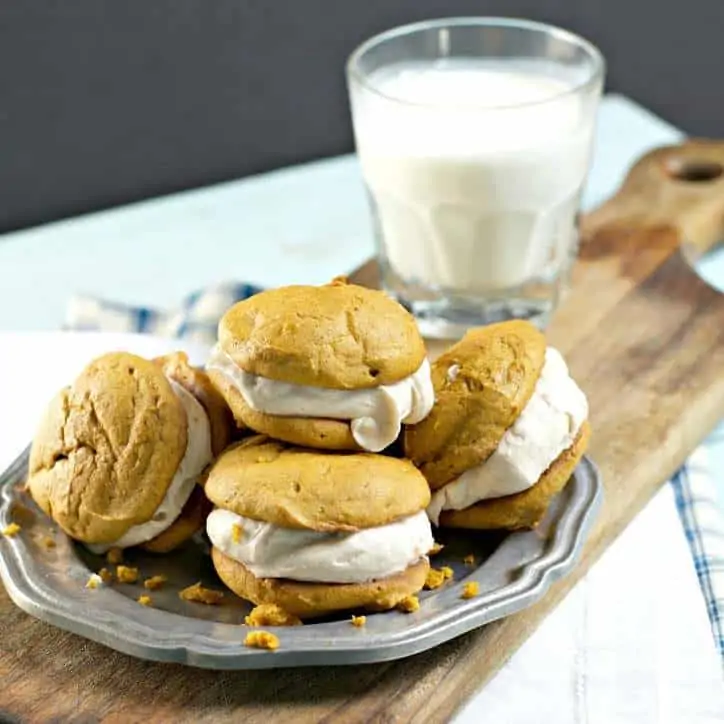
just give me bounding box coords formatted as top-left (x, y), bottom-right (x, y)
top-left (204, 436), bottom-right (433, 618)
top-left (206, 279), bottom-right (434, 452)
top-left (28, 351), bottom-right (232, 552)
top-left (405, 321), bottom-right (590, 530)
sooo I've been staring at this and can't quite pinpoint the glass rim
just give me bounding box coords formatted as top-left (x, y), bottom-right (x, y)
top-left (346, 16), bottom-right (606, 111)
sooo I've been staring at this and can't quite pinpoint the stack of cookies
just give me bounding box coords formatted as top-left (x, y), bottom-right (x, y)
top-left (204, 279), bottom-right (437, 617)
top-left (25, 278), bottom-right (590, 623)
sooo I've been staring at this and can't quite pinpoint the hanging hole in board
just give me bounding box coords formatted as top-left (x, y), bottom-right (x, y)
top-left (666, 158), bottom-right (724, 183)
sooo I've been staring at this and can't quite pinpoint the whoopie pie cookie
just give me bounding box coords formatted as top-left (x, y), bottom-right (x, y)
top-left (204, 436), bottom-right (434, 618)
top-left (405, 321), bottom-right (589, 530)
top-left (28, 351), bottom-right (232, 553)
top-left (206, 278), bottom-right (434, 452)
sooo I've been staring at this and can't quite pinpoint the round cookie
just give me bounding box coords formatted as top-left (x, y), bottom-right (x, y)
top-left (28, 352), bottom-right (187, 544)
top-left (207, 368), bottom-right (358, 450)
top-left (216, 278), bottom-right (426, 389)
top-left (204, 436), bottom-right (431, 532)
top-left (212, 550), bottom-right (429, 619)
top-left (439, 421), bottom-right (591, 530)
top-left (155, 351), bottom-right (234, 456)
top-left (404, 321), bottom-right (546, 489)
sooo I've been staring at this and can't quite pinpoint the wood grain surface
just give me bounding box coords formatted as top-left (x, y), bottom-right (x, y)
top-left (2, 140), bottom-right (724, 724)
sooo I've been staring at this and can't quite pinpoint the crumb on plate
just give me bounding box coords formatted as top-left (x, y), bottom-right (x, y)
top-left (424, 568), bottom-right (447, 590)
top-left (137, 595), bottom-right (153, 607)
top-left (179, 581), bottom-right (224, 605)
top-left (106, 548), bottom-right (123, 565)
top-left (461, 582), bottom-right (480, 599)
top-left (2, 523), bottom-right (21, 537)
top-left (428, 542), bottom-right (444, 556)
top-left (42, 536), bottom-right (56, 549)
top-left (396, 595), bottom-right (420, 613)
top-left (244, 631), bottom-right (279, 651)
top-left (463, 554), bottom-right (476, 566)
top-left (98, 567), bottom-right (113, 584)
top-left (245, 603), bottom-right (302, 627)
top-left (85, 573), bottom-right (103, 590)
top-left (144, 575), bottom-right (167, 591)
top-left (231, 523), bottom-right (244, 543)
top-left (440, 566), bottom-right (454, 580)
top-left (351, 615), bottom-right (366, 628)
top-left (116, 565), bottom-right (139, 584)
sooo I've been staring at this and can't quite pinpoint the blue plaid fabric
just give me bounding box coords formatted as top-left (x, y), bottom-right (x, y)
top-left (671, 439), bottom-right (724, 660)
top-left (65, 284), bottom-right (724, 662)
top-left (64, 282), bottom-right (264, 345)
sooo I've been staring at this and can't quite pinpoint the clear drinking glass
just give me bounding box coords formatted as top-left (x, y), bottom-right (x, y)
top-left (347, 18), bottom-right (604, 338)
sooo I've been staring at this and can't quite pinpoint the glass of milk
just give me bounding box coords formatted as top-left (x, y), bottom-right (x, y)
top-left (347, 18), bottom-right (604, 338)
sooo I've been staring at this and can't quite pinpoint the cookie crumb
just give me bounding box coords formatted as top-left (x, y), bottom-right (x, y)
top-left (42, 536), bottom-right (56, 549)
top-left (244, 631), bottom-right (279, 651)
top-left (2, 523), bottom-right (21, 537)
top-left (85, 573), bottom-right (103, 590)
top-left (396, 595), bottom-right (420, 613)
top-left (179, 581), bottom-right (224, 605)
top-left (143, 575), bottom-right (167, 591)
top-left (245, 603), bottom-right (302, 627)
top-left (463, 554), bottom-right (476, 566)
top-left (137, 595), bottom-right (153, 607)
top-left (461, 582), bottom-right (480, 599)
top-left (116, 565), bottom-right (139, 584)
top-left (106, 548), bottom-right (123, 565)
top-left (231, 523), bottom-right (244, 544)
top-left (351, 615), bottom-right (366, 628)
top-left (98, 567), bottom-right (113, 584)
top-left (428, 542), bottom-right (444, 556)
top-left (441, 566), bottom-right (454, 580)
top-left (424, 568), bottom-right (447, 590)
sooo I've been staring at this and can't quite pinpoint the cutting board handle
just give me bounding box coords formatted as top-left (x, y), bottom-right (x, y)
top-left (582, 139), bottom-right (724, 256)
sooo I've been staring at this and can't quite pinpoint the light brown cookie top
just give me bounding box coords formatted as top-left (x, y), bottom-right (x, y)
top-left (217, 278), bottom-right (426, 389)
top-left (204, 436), bottom-right (430, 531)
top-left (28, 352), bottom-right (187, 544)
top-left (154, 351), bottom-right (235, 456)
top-left (404, 321), bottom-right (546, 489)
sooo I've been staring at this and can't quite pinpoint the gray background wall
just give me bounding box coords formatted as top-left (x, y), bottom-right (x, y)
top-left (1, 1), bottom-right (722, 233)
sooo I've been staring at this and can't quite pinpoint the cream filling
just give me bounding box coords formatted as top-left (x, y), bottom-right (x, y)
top-left (206, 343), bottom-right (434, 452)
top-left (206, 508), bottom-right (434, 583)
top-left (428, 347), bottom-right (588, 524)
top-left (88, 381), bottom-right (213, 552)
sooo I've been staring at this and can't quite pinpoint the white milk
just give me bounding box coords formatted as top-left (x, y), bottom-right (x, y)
top-left (351, 60), bottom-right (596, 293)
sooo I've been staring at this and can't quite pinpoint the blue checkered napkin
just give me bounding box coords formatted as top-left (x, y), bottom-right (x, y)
top-left (64, 282), bottom-right (264, 346)
top-left (671, 441), bottom-right (724, 660)
top-left (64, 285), bottom-right (724, 662)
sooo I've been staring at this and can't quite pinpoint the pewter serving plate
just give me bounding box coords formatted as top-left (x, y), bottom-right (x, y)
top-left (0, 447), bottom-right (602, 669)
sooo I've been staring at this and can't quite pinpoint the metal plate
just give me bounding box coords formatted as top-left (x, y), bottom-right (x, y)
top-left (0, 448), bottom-right (602, 669)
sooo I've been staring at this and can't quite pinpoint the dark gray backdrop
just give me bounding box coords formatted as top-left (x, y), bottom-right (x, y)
top-left (1, 1), bottom-right (722, 233)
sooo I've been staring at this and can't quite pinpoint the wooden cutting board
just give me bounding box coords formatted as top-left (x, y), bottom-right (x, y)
top-left (2, 141), bottom-right (724, 724)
